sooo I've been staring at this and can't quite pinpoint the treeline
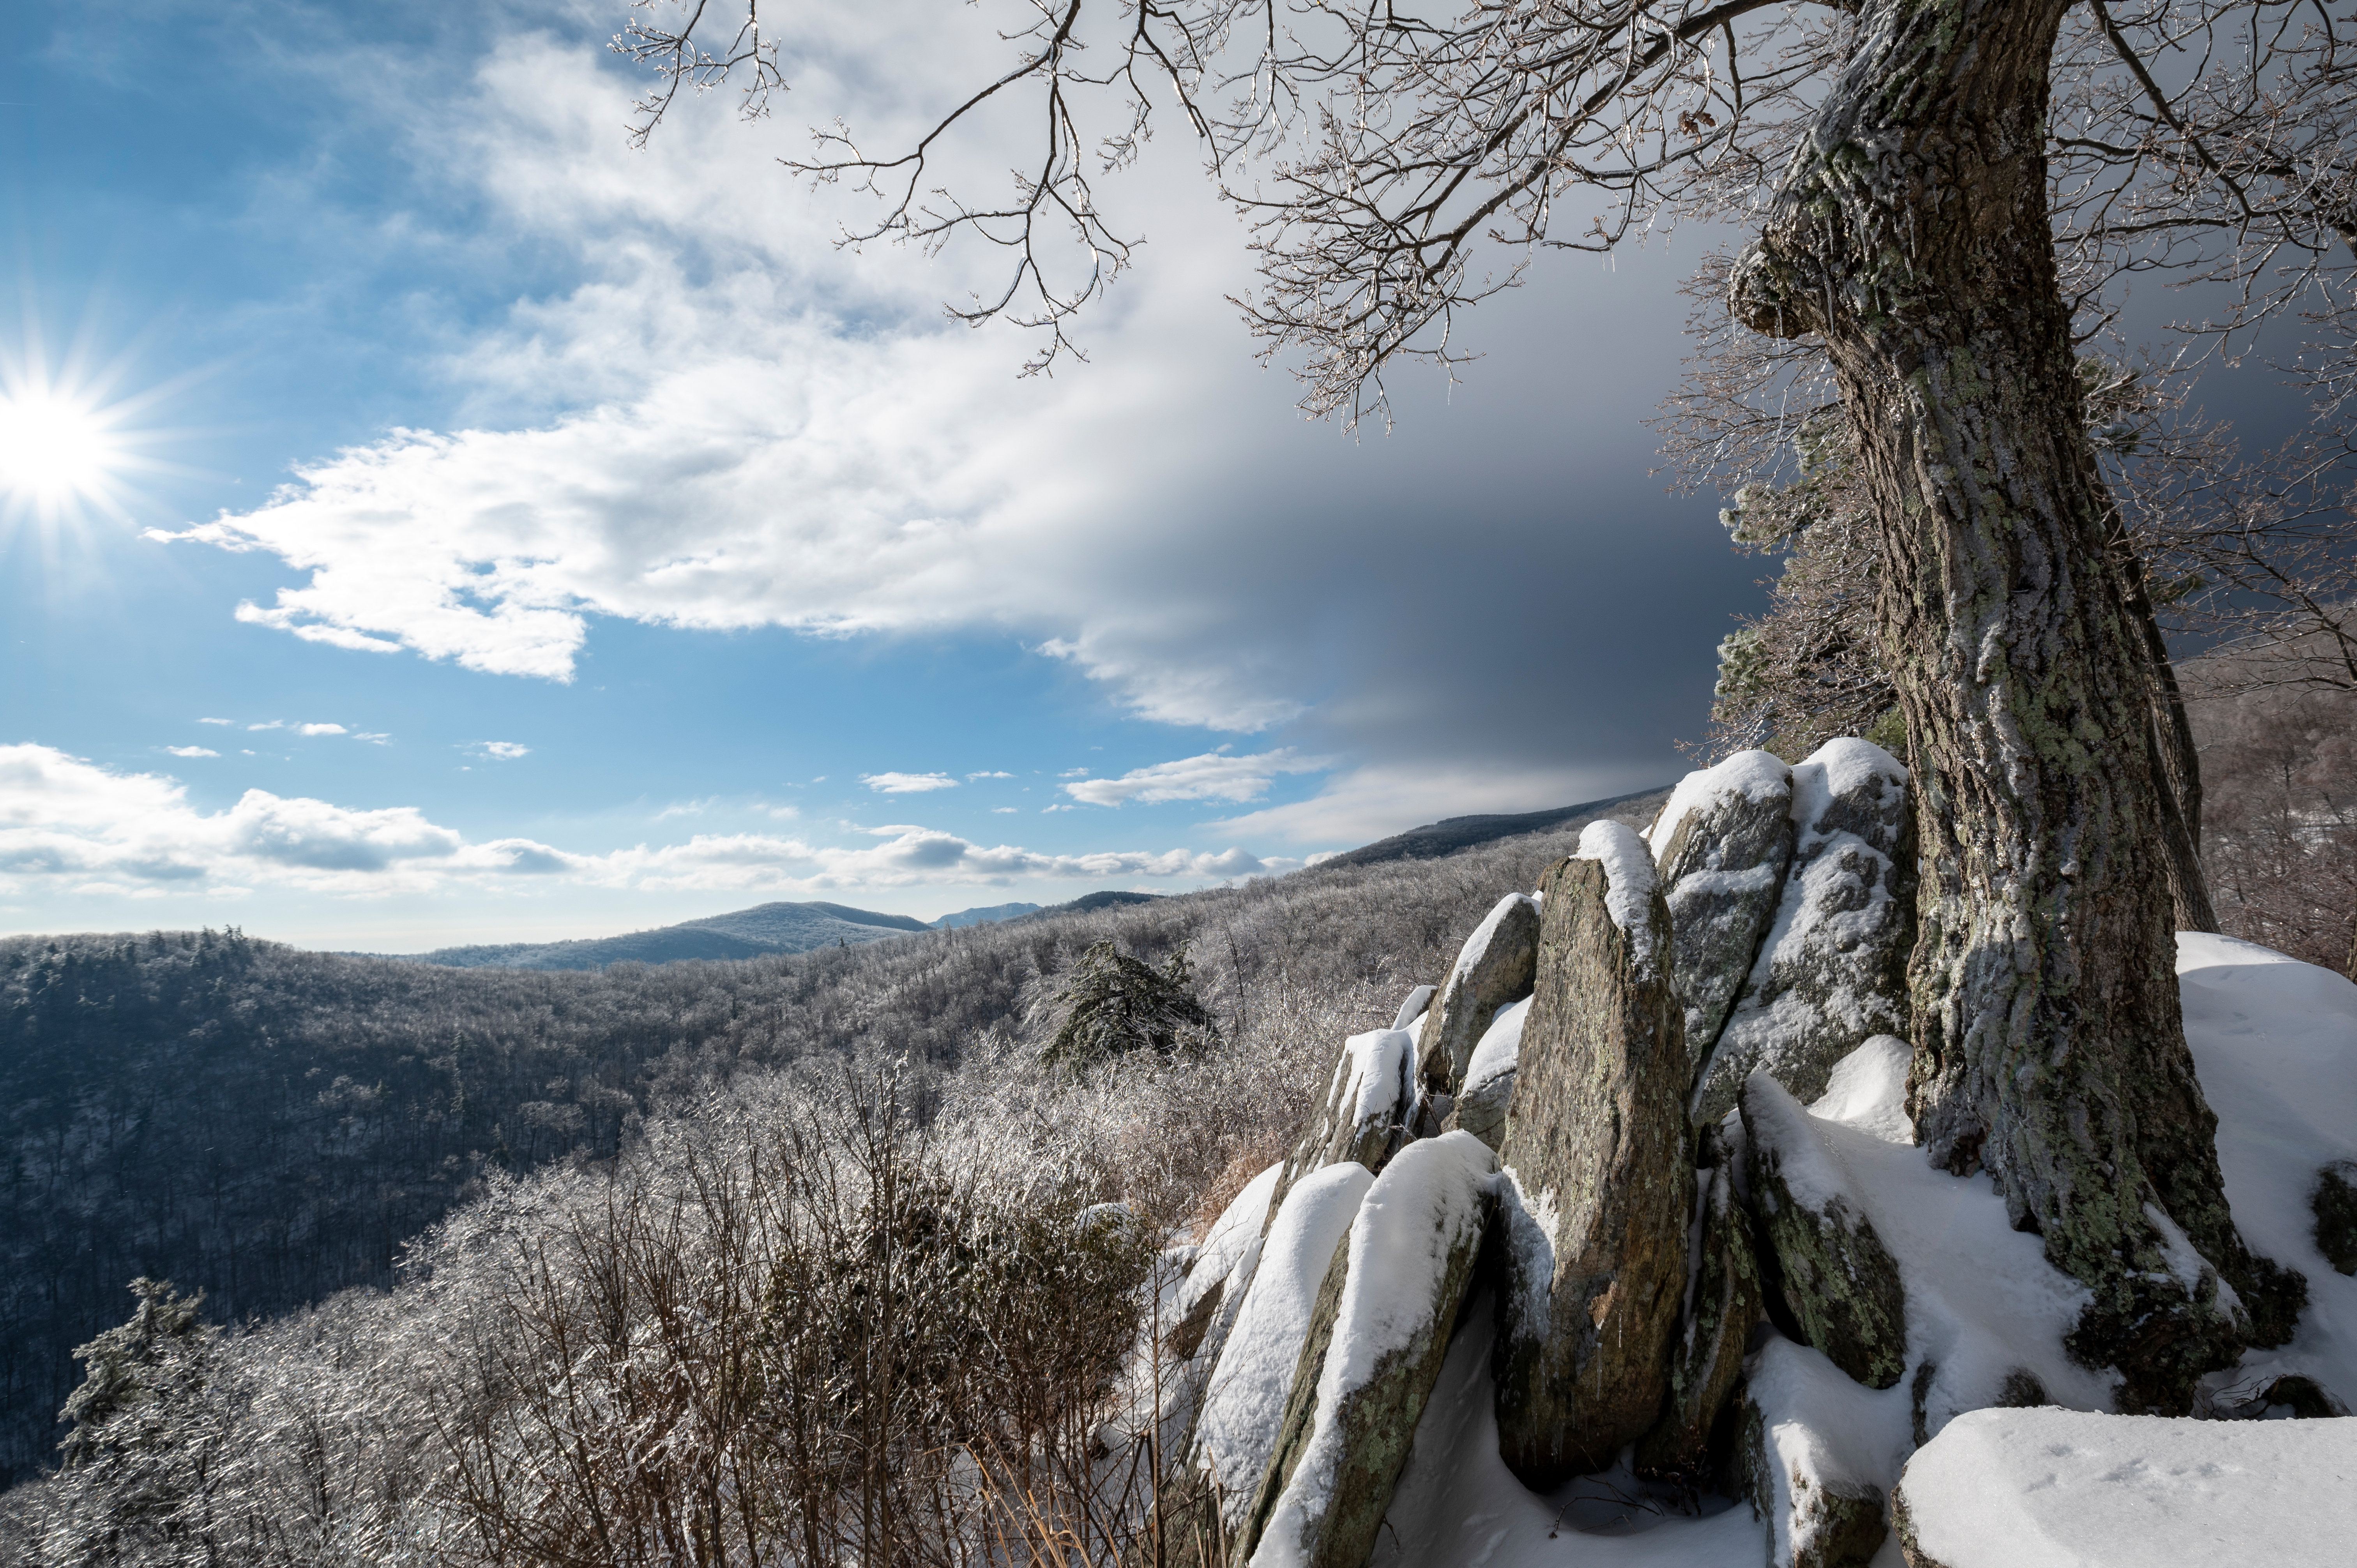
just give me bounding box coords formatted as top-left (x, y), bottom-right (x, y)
top-left (0, 820), bottom-right (1629, 1488)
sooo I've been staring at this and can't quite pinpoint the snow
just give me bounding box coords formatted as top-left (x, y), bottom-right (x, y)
top-left (1180, 1161), bottom-right (1285, 1328)
top-left (1194, 1161), bottom-right (1375, 1525)
top-left (1324, 1026), bottom-right (1417, 1139)
top-left (1449, 894), bottom-right (1540, 984)
top-left (1895, 1406), bottom-right (2357, 1568)
top-left (1372, 1299), bottom-right (1766, 1568)
top-left (1745, 1334), bottom-right (1914, 1567)
top-left (1789, 736), bottom-right (1908, 825)
top-left (2177, 932), bottom-right (2357, 1408)
top-left (1574, 819), bottom-right (1660, 962)
top-left (1251, 1131), bottom-right (1494, 1568)
top-left (1645, 748), bottom-right (1794, 858)
top-left (1392, 983), bottom-right (1435, 1033)
top-left (1462, 996), bottom-right (1532, 1098)
top-left (1805, 1034), bottom-right (1913, 1145)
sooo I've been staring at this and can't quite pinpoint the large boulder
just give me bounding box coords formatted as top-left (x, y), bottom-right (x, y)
top-left (1890, 1406), bottom-right (2357, 1568)
top-left (1490, 822), bottom-right (1696, 1486)
top-left (1648, 750), bottom-right (1797, 1062)
top-left (1742, 1072), bottom-right (1908, 1390)
top-left (1694, 739), bottom-right (1912, 1125)
top-left (1191, 1161), bottom-right (1376, 1544)
top-left (1415, 893), bottom-right (1541, 1098)
top-left (2315, 1159), bottom-right (2357, 1275)
top-left (1635, 1144), bottom-right (1765, 1480)
top-left (1241, 1131), bottom-right (1495, 1568)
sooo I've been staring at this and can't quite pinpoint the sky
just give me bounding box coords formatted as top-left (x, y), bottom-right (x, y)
top-left (0, 2), bottom-right (2311, 951)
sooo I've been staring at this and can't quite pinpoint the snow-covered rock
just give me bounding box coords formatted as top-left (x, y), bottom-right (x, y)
top-left (1244, 1131), bottom-right (1496, 1568)
top-left (1449, 995), bottom-right (1529, 1151)
top-left (1743, 1072), bottom-right (1909, 1390)
top-left (1171, 1162), bottom-right (1285, 1374)
top-left (1636, 1149), bottom-right (1764, 1479)
top-left (1277, 1025), bottom-right (1420, 1199)
top-left (1492, 833), bottom-right (1693, 1486)
top-left (1889, 1406), bottom-right (2357, 1568)
top-left (1194, 1161), bottom-right (1375, 1539)
top-left (1736, 1335), bottom-right (1903, 1568)
top-left (1650, 750), bottom-right (1797, 1062)
top-left (1416, 892), bottom-right (1541, 1098)
top-left (1694, 740), bottom-right (1912, 1125)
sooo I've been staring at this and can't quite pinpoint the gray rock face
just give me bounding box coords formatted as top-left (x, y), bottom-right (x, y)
top-left (1743, 1072), bottom-right (1908, 1390)
top-left (1444, 995), bottom-right (1531, 1152)
top-left (1491, 825), bottom-right (1696, 1486)
top-left (1648, 750), bottom-right (1797, 1065)
top-left (1694, 740), bottom-right (1913, 1125)
top-left (1635, 1150), bottom-right (1765, 1479)
top-left (1241, 1132), bottom-right (1495, 1568)
top-left (2314, 1159), bottom-right (2357, 1275)
top-left (1415, 893), bottom-right (1541, 1097)
top-left (1737, 1381), bottom-right (1888, 1568)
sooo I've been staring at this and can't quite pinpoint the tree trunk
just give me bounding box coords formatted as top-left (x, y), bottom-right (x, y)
top-left (1730, 0), bottom-right (2296, 1410)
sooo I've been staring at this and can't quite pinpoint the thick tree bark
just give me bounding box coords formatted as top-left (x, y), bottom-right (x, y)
top-left (1731, 0), bottom-right (2296, 1409)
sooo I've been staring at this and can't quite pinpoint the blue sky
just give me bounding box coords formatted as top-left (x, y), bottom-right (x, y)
top-left (4, 2), bottom-right (2298, 950)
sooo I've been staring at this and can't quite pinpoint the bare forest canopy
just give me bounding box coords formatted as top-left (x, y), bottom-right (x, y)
top-left (0, 810), bottom-right (1658, 1488)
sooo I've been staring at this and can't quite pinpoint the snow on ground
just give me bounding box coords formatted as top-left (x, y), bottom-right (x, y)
top-left (1194, 1161), bottom-right (1375, 1526)
top-left (1894, 1406), bottom-right (2357, 1568)
top-left (1373, 1299), bottom-right (1766, 1568)
top-left (2178, 932), bottom-right (2357, 1406)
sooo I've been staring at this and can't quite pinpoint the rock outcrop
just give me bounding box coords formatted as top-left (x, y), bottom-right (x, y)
top-left (1743, 1072), bottom-right (1908, 1390)
top-left (1415, 893), bottom-right (1541, 1097)
top-left (1635, 1143), bottom-right (1764, 1479)
top-left (1694, 739), bottom-right (1913, 1124)
top-left (1648, 750), bottom-right (1797, 1064)
top-left (1242, 1132), bottom-right (1495, 1568)
top-left (1447, 996), bottom-right (1529, 1151)
top-left (1490, 822), bottom-right (1695, 1486)
top-left (2314, 1159), bottom-right (2357, 1275)
top-left (1276, 1025), bottom-right (1420, 1199)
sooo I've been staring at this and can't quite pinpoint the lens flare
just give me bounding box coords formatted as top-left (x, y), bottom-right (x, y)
top-left (0, 392), bottom-right (120, 501)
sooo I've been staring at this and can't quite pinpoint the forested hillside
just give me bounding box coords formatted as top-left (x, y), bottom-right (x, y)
top-left (0, 811), bottom-right (1651, 1485)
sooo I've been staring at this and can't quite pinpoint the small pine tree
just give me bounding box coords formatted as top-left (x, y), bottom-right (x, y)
top-left (1042, 941), bottom-right (1216, 1073)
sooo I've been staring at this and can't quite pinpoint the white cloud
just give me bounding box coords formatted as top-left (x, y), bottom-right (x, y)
top-left (1203, 761), bottom-right (1655, 846)
top-left (1065, 748), bottom-right (1326, 807)
top-left (165, 746), bottom-right (220, 758)
top-left (0, 744), bottom-right (1293, 901)
top-left (1059, 768), bottom-right (1090, 778)
top-left (247, 721), bottom-right (283, 731)
top-left (197, 717), bottom-right (233, 726)
top-left (991, 807), bottom-right (1017, 814)
top-left (354, 732), bottom-right (392, 744)
top-left (470, 740), bottom-right (530, 760)
top-left (966, 770), bottom-right (1013, 779)
top-left (862, 772), bottom-right (957, 794)
top-left (297, 722), bottom-right (348, 736)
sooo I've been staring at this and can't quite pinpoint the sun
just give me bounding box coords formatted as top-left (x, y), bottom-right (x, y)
top-left (0, 391), bottom-right (122, 503)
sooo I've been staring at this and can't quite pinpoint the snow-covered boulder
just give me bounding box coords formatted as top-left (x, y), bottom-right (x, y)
top-left (1889, 1406), bottom-right (2357, 1568)
top-left (1243, 1131), bottom-right (1496, 1568)
top-left (1649, 750), bottom-right (1798, 1062)
top-left (1491, 823), bottom-right (1695, 1486)
top-left (1636, 1147), bottom-right (1765, 1479)
top-left (1276, 1024), bottom-right (1420, 1199)
top-left (1193, 1161), bottom-right (1376, 1541)
top-left (1170, 1162), bottom-right (1285, 1374)
top-left (1694, 740), bottom-right (1912, 1125)
top-left (2319, 1160), bottom-right (2357, 1275)
top-left (1743, 1071), bottom-right (1908, 1390)
top-left (1415, 893), bottom-right (1541, 1098)
top-left (1446, 995), bottom-right (1528, 1151)
top-left (1737, 1335), bottom-right (1899, 1568)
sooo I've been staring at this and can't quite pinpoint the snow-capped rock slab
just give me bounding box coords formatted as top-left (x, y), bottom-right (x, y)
top-left (1744, 1072), bottom-right (1908, 1390)
top-left (1695, 740), bottom-right (1912, 1125)
top-left (1492, 825), bottom-right (1694, 1486)
top-left (1738, 1334), bottom-right (1904, 1568)
top-left (1449, 994), bottom-right (1528, 1151)
top-left (1276, 1025), bottom-right (1420, 1199)
top-left (1194, 1161), bottom-right (1375, 1539)
top-left (1890, 1406), bottom-right (2357, 1568)
top-left (1649, 749), bottom-right (1797, 1062)
top-left (1415, 893), bottom-right (1541, 1098)
top-left (1244, 1131), bottom-right (1496, 1568)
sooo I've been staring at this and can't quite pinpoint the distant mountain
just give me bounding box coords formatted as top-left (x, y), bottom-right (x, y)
top-left (403, 899), bottom-right (925, 971)
top-left (1042, 890), bottom-right (1164, 916)
top-left (930, 902), bottom-right (1043, 930)
top-left (1318, 785), bottom-right (1674, 871)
